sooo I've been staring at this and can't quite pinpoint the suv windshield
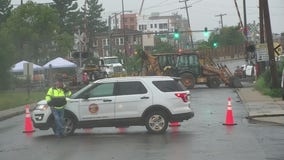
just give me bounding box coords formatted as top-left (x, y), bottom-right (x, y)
top-left (104, 58), bottom-right (120, 64)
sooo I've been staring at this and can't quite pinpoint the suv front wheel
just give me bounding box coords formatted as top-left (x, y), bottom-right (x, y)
top-left (52, 114), bottom-right (76, 136)
top-left (145, 111), bottom-right (169, 134)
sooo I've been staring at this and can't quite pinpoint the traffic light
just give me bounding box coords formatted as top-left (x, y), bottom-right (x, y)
top-left (213, 42), bottom-right (218, 48)
top-left (203, 27), bottom-right (209, 37)
top-left (173, 29), bottom-right (180, 39)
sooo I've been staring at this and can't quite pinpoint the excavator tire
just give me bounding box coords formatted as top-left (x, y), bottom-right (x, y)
top-left (229, 77), bottom-right (243, 88)
top-left (208, 77), bottom-right (221, 88)
top-left (180, 73), bottom-right (195, 89)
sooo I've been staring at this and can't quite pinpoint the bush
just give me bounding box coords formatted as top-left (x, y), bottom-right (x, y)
top-left (255, 65), bottom-right (283, 98)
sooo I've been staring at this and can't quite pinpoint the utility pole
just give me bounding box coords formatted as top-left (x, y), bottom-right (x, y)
top-left (179, 0), bottom-right (194, 49)
top-left (262, 0), bottom-right (278, 88)
top-left (259, 0), bottom-right (265, 43)
top-left (215, 13), bottom-right (226, 28)
top-left (121, 0), bottom-right (127, 55)
top-left (243, 0), bottom-right (248, 39)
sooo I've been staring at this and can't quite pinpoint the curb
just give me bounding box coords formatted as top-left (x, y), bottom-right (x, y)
top-left (0, 107), bottom-right (25, 121)
top-left (0, 104), bottom-right (36, 121)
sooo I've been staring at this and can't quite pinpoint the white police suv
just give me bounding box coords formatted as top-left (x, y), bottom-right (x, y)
top-left (32, 76), bottom-right (194, 135)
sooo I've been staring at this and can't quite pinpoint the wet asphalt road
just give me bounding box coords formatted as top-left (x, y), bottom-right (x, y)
top-left (1, 87), bottom-right (284, 160)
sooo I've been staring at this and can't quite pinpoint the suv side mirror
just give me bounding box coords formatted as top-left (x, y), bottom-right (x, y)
top-left (81, 94), bottom-right (89, 100)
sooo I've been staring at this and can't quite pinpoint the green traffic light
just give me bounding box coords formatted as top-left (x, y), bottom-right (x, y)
top-left (203, 27), bottom-right (209, 37)
top-left (173, 29), bottom-right (180, 39)
top-left (213, 42), bottom-right (218, 48)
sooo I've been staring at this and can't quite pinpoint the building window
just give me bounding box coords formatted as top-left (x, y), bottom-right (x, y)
top-left (119, 38), bottom-right (124, 45)
top-left (138, 24), bottom-right (147, 31)
top-left (154, 24), bottom-right (157, 28)
top-left (93, 40), bottom-right (98, 47)
top-left (159, 23), bottom-right (168, 29)
top-left (102, 39), bottom-right (108, 46)
top-left (115, 38), bottom-right (120, 45)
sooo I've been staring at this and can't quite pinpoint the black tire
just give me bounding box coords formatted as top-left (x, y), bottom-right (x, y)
top-left (145, 111), bottom-right (169, 134)
top-left (180, 73), bottom-right (195, 89)
top-left (208, 77), bottom-right (221, 88)
top-left (52, 114), bottom-right (76, 136)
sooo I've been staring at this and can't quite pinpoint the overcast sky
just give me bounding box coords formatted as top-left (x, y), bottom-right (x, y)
top-left (12, 0), bottom-right (284, 37)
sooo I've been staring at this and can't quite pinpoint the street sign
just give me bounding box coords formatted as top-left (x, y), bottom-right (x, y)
top-left (255, 43), bottom-right (269, 62)
top-left (255, 42), bottom-right (283, 62)
top-left (274, 42), bottom-right (283, 57)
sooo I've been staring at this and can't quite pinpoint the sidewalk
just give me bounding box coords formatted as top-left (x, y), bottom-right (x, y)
top-left (237, 87), bottom-right (284, 125)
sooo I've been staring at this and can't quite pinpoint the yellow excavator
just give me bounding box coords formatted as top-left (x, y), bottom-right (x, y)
top-left (137, 49), bottom-right (242, 89)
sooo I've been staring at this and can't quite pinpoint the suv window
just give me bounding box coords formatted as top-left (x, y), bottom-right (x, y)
top-left (152, 80), bottom-right (186, 92)
top-left (89, 83), bottom-right (114, 97)
top-left (115, 81), bottom-right (147, 95)
top-left (72, 83), bottom-right (115, 99)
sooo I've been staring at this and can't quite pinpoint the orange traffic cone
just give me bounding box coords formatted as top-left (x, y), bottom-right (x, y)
top-left (169, 122), bottom-right (180, 127)
top-left (223, 97), bottom-right (237, 125)
top-left (23, 105), bottom-right (35, 133)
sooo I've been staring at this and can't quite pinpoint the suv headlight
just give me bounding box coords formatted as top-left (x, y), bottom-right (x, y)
top-left (35, 104), bottom-right (49, 111)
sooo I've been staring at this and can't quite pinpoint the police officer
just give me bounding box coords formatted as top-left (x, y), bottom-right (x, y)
top-left (45, 79), bottom-right (71, 137)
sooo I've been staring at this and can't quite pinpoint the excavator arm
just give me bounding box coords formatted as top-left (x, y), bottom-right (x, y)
top-left (138, 49), bottom-right (162, 76)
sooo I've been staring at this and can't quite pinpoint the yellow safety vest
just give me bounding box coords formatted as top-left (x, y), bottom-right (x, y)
top-left (45, 87), bottom-right (71, 109)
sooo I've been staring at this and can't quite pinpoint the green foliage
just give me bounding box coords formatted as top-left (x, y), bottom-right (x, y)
top-left (123, 45), bottom-right (144, 74)
top-left (255, 64), bottom-right (283, 97)
top-left (195, 40), bottom-right (211, 50)
top-left (0, 27), bottom-right (15, 90)
top-left (2, 2), bottom-right (61, 63)
top-left (82, 0), bottom-right (107, 52)
top-left (208, 26), bottom-right (245, 48)
top-left (51, 0), bottom-right (80, 34)
top-left (153, 41), bottom-right (176, 53)
top-left (0, 0), bottom-right (13, 26)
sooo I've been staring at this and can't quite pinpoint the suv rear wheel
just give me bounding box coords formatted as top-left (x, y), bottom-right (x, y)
top-left (145, 111), bottom-right (169, 134)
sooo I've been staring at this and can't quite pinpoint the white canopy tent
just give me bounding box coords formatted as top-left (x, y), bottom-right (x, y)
top-left (43, 57), bottom-right (77, 69)
top-left (11, 60), bottom-right (44, 73)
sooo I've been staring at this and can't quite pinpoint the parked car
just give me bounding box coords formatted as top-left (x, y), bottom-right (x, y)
top-left (32, 76), bottom-right (194, 135)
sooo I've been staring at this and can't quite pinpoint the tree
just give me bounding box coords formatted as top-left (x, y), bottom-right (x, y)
top-left (153, 41), bottom-right (176, 53)
top-left (208, 26), bottom-right (245, 48)
top-left (51, 0), bottom-right (80, 34)
top-left (0, 0), bottom-right (13, 26)
top-left (0, 28), bottom-right (15, 89)
top-left (2, 2), bottom-right (62, 63)
top-left (80, 0), bottom-right (107, 53)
